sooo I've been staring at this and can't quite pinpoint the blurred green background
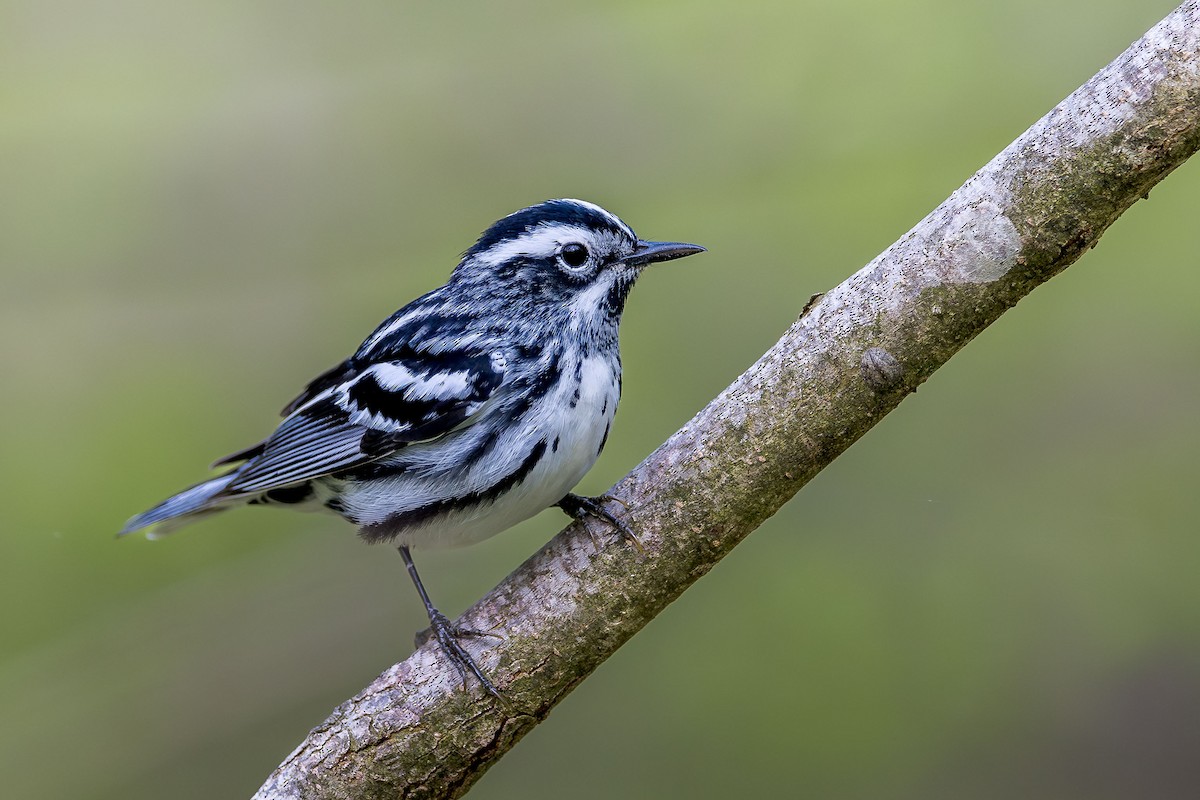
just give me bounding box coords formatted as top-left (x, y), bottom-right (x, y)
top-left (3, 1), bottom-right (1199, 798)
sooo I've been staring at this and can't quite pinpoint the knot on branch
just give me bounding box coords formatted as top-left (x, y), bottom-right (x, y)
top-left (860, 347), bottom-right (905, 393)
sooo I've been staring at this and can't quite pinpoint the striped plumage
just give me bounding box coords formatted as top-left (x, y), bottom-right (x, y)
top-left (122, 199), bottom-right (705, 695)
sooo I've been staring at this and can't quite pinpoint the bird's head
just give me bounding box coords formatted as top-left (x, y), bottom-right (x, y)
top-left (452, 199), bottom-right (704, 328)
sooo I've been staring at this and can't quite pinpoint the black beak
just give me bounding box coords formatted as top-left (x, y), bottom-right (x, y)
top-left (624, 240), bottom-right (706, 268)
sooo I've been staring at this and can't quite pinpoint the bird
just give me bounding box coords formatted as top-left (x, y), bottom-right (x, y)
top-left (122, 198), bottom-right (705, 697)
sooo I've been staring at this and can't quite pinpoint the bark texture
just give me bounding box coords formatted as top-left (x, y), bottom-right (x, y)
top-left (256, 3), bottom-right (1200, 797)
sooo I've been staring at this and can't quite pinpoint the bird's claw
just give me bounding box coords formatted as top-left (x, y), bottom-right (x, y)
top-left (557, 492), bottom-right (645, 553)
top-left (420, 610), bottom-right (504, 700)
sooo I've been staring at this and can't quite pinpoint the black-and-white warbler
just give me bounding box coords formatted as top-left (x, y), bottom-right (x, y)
top-left (123, 199), bottom-right (705, 696)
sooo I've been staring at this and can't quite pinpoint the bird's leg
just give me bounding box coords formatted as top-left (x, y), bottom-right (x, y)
top-left (397, 545), bottom-right (502, 700)
top-left (556, 493), bottom-right (644, 553)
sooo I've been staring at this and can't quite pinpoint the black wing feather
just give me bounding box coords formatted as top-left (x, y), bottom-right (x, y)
top-left (210, 359), bottom-right (358, 469)
top-left (210, 441), bottom-right (266, 469)
top-left (225, 408), bottom-right (367, 492)
top-left (280, 359), bottom-right (358, 416)
top-left (221, 346), bottom-right (505, 495)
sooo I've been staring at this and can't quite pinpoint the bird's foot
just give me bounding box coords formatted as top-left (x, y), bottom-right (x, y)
top-left (417, 610), bottom-right (504, 700)
top-left (556, 492), bottom-right (645, 553)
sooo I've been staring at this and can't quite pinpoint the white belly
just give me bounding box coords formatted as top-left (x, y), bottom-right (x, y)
top-left (342, 353), bottom-right (621, 549)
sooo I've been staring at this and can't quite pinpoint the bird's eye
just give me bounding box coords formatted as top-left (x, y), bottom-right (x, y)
top-left (558, 243), bottom-right (590, 270)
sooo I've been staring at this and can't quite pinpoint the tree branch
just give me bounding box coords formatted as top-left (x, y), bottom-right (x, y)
top-left (255, 3), bottom-right (1200, 797)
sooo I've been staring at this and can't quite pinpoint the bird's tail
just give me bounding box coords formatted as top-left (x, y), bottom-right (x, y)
top-left (120, 472), bottom-right (242, 538)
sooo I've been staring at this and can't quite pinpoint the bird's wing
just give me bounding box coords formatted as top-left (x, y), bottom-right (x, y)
top-left (221, 349), bottom-right (506, 494)
top-left (280, 359), bottom-right (358, 417)
top-left (209, 360), bottom-right (357, 469)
